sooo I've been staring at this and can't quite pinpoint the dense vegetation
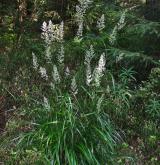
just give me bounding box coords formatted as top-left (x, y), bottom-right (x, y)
top-left (0, 0), bottom-right (160, 164)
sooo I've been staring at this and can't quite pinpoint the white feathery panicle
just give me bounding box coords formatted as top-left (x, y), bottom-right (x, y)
top-left (85, 45), bottom-right (95, 65)
top-left (97, 14), bottom-right (105, 31)
top-left (77, 21), bottom-right (84, 38)
top-left (43, 96), bottom-right (50, 110)
top-left (65, 66), bottom-right (70, 77)
top-left (76, 5), bottom-right (83, 17)
top-left (39, 67), bottom-right (48, 80)
top-left (109, 26), bottom-right (118, 45)
top-left (93, 53), bottom-right (106, 87)
top-left (41, 21), bottom-right (47, 32)
top-left (32, 52), bottom-right (38, 70)
top-left (45, 46), bottom-right (52, 62)
top-left (52, 22), bottom-right (64, 42)
top-left (59, 21), bottom-right (64, 42)
top-left (109, 10), bottom-right (126, 45)
top-left (85, 45), bottom-right (95, 86)
top-left (86, 65), bottom-right (92, 86)
top-left (98, 52), bottom-right (106, 72)
top-left (58, 44), bottom-right (64, 65)
top-left (78, 0), bottom-right (93, 11)
top-left (48, 20), bottom-right (53, 31)
top-left (52, 65), bottom-right (61, 83)
top-left (71, 76), bottom-right (78, 95)
top-left (75, 0), bottom-right (93, 38)
top-left (75, 4), bottom-right (83, 38)
top-left (41, 20), bottom-right (53, 45)
top-left (41, 20), bottom-right (64, 44)
top-left (117, 10), bottom-right (126, 30)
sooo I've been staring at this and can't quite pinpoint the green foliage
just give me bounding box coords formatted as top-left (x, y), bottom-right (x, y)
top-left (3, 90), bottom-right (119, 164)
top-left (145, 99), bottom-right (160, 119)
top-left (1, 0), bottom-right (160, 164)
